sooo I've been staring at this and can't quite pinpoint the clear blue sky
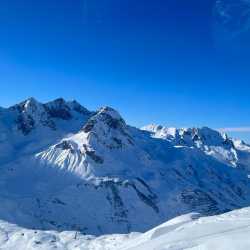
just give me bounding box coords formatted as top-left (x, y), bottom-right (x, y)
top-left (0, 0), bottom-right (250, 142)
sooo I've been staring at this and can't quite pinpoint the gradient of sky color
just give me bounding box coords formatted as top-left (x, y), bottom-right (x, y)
top-left (0, 0), bottom-right (250, 142)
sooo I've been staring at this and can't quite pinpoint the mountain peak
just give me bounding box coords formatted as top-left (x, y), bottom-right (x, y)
top-left (44, 98), bottom-right (92, 120)
top-left (12, 97), bottom-right (42, 113)
top-left (44, 98), bottom-right (73, 120)
top-left (143, 124), bottom-right (234, 148)
top-left (67, 100), bottom-right (92, 115)
top-left (141, 124), bottom-right (163, 132)
top-left (5, 98), bottom-right (92, 135)
top-left (98, 106), bottom-right (123, 120)
top-left (141, 124), bottom-right (177, 140)
top-left (50, 97), bottom-right (66, 104)
top-left (80, 105), bottom-right (134, 151)
top-left (82, 106), bottom-right (125, 133)
top-left (24, 97), bottom-right (39, 106)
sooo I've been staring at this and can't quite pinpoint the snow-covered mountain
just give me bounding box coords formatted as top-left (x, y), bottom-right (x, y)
top-left (142, 124), bottom-right (250, 170)
top-left (0, 98), bottom-right (250, 236)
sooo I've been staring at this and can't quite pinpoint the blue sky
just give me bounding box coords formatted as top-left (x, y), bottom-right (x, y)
top-left (0, 0), bottom-right (250, 142)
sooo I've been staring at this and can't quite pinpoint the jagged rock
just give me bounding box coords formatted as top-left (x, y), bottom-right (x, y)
top-left (44, 98), bottom-right (72, 120)
top-left (68, 100), bottom-right (92, 115)
top-left (84, 149), bottom-right (104, 164)
top-left (56, 141), bottom-right (74, 151)
top-left (16, 114), bottom-right (35, 135)
top-left (7, 98), bottom-right (92, 135)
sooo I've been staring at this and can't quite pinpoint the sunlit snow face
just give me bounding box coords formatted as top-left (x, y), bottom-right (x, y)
top-left (213, 0), bottom-right (250, 54)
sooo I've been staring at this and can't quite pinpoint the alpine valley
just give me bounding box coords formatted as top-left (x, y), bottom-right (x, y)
top-left (1, 98), bottom-right (250, 249)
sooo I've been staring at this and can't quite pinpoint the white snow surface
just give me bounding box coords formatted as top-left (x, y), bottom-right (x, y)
top-left (120, 207), bottom-right (250, 250)
top-left (1, 207), bottom-right (250, 250)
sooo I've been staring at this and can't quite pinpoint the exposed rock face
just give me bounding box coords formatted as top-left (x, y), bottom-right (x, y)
top-left (0, 98), bottom-right (250, 235)
top-left (11, 98), bottom-right (53, 134)
top-left (82, 106), bottom-right (134, 150)
top-left (44, 98), bottom-right (72, 120)
top-left (7, 98), bottom-right (93, 135)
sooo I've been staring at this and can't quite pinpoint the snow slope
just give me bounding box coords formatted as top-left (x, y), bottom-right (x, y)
top-left (1, 207), bottom-right (250, 250)
top-left (120, 207), bottom-right (250, 250)
top-left (1, 98), bottom-right (250, 236)
top-left (0, 218), bottom-right (135, 250)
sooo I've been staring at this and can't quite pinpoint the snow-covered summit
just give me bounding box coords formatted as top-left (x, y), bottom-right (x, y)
top-left (5, 97), bottom-right (93, 135)
top-left (82, 106), bottom-right (126, 134)
top-left (141, 124), bottom-right (177, 139)
top-left (44, 98), bottom-right (91, 120)
top-left (142, 124), bottom-right (244, 167)
top-left (142, 124), bottom-right (230, 146)
top-left (233, 138), bottom-right (250, 150)
top-left (81, 106), bottom-right (133, 149)
top-left (18, 97), bottom-right (43, 113)
top-left (98, 106), bottom-right (124, 120)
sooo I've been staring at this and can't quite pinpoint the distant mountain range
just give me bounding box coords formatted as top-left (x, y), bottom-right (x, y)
top-left (0, 98), bottom-right (250, 236)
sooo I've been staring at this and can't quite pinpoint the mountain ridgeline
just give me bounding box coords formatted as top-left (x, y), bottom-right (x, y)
top-left (0, 98), bottom-right (250, 235)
